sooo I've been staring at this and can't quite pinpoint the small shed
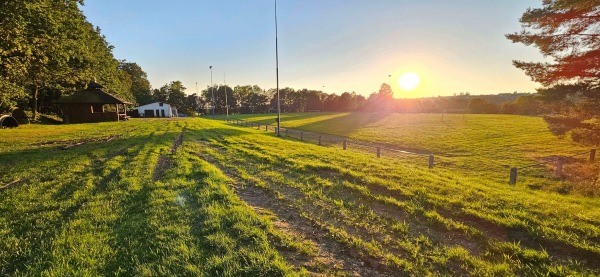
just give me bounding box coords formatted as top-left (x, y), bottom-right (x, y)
top-left (56, 81), bottom-right (131, 124)
top-left (134, 102), bottom-right (178, 118)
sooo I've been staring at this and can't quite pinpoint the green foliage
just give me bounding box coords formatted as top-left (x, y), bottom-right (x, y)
top-left (468, 98), bottom-right (499, 114)
top-left (119, 61), bottom-right (153, 105)
top-left (509, 1), bottom-right (600, 145)
top-left (506, 1), bottom-right (600, 86)
top-left (0, 0), bottom-right (140, 117)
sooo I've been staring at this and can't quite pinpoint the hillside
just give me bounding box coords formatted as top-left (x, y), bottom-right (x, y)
top-left (1, 117), bottom-right (599, 276)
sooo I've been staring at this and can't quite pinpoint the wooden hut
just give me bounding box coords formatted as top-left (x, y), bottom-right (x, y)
top-left (56, 81), bottom-right (131, 124)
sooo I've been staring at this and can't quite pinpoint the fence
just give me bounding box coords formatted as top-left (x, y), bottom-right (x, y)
top-left (221, 116), bottom-right (597, 186)
top-left (225, 117), bottom-right (435, 169)
top-left (509, 149), bottom-right (597, 185)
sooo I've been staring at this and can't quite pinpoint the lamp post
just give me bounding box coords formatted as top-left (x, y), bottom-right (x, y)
top-left (224, 73), bottom-right (229, 118)
top-left (322, 85), bottom-right (325, 112)
top-left (210, 66), bottom-right (214, 118)
top-left (275, 0), bottom-right (281, 136)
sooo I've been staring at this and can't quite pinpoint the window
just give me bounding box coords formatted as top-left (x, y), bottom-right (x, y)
top-left (159, 102), bottom-right (164, 107)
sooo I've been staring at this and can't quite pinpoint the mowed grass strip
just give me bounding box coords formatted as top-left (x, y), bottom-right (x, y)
top-left (192, 117), bottom-right (600, 276)
top-left (0, 119), bottom-right (295, 276)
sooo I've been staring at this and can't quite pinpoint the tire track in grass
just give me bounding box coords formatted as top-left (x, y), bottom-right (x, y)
top-left (103, 125), bottom-right (188, 274)
top-left (267, 150), bottom-right (600, 272)
top-left (189, 140), bottom-right (399, 276)
top-left (1, 139), bottom-right (144, 275)
top-left (189, 127), bottom-right (467, 275)
top-left (35, 124), bottom-right (182, 275)
top-left (192, 125), bottom-right (592, 275)
top-left (210, 138), bottom-right (481, 260)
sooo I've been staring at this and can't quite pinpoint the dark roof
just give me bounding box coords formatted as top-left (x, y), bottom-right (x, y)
top-left (56, 81), bottom-right (132, 104)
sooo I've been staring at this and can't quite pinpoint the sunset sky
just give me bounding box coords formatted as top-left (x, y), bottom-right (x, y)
top-left (81, 0), bottom-right (545, 98)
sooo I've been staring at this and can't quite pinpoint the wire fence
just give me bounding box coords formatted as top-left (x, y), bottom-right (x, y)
top-left (510, 150), bottom-right (597, 185)
top-left (224, 117), bottom-right (434, 169)
top-left (219, 116), bottom-right (598, 186)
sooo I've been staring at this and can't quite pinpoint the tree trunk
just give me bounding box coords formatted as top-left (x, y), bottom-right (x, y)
top-left (32, 85), bottom-right (39, 120)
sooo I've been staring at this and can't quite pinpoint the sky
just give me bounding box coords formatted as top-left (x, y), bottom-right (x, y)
top-left (80, 0), bottom-right (546, 98)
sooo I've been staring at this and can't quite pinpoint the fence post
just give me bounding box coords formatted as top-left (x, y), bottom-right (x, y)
top-left (265, 124), bottom-right (268, 131)
top-left (377, 147), bottom-right (381, 158)
top-left (590, 149), bottom-right (596, 163)
top-left (556, 157), bottom-right (563, 177)
top-left (510, 167), bottom-right (518, 185)
top-left (343, 140), bottom-right (347, 150)
top-left (428, 155), bottom-right (434, 169)
top-left (257, 123), bottom-right (260, 130)
top-left (319, 136), bottom-right (322, 145)
top-left (285, 129), bottom-right (288, 136)
top-left (301, 132), bottom-right (303, 141)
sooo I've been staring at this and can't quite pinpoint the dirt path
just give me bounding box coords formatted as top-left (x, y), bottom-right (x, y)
top-left (153, 128), bottom-right (186, 181)
top-left (195, 150), bottom-right (398, 276)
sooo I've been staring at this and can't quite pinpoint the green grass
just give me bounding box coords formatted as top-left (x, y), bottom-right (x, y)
top-left (1, 115), bottom-right (599, 276)
top-left (191, 117), bottom-right (600, 275)
top-left (0, 119), bottom-right (295, 276)
top-left (232, 112), bottom-right (598, 195)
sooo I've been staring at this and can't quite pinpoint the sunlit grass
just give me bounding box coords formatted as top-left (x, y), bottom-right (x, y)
top-left (233, 112), bottom-right (594, 193)
top-left (1, 116), bottom-right (599, 275)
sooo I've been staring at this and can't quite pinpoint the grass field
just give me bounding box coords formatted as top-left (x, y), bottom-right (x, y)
top-left (233, 112), bottom-right (599, 195)
top-left (1, 115), bottom-right (599, 276)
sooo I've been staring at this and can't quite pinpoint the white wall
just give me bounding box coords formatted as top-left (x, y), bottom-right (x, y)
top-left (135, 102), bottom-right (177, 118)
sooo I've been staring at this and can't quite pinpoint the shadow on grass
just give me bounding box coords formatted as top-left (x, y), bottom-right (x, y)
top-left (0, 131), bottom-right (178, 275)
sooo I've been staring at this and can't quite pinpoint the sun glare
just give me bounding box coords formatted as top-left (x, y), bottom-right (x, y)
top-left (398, 72), bottom-right (421, 91)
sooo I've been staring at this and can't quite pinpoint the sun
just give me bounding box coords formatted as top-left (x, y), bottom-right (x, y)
top-left (398, 72), bottom-right (421, 91)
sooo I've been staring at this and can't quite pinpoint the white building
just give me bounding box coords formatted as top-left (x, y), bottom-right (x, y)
top-left (135, 102), bottom-right (178, 118)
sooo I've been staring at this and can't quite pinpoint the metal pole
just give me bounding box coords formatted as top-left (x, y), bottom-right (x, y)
top-left (210, 66), bottom-right (214, 118)
top-left (275, 0), bottom-right (281, 137)
top-left (224, 73), bottom-right (229, 119)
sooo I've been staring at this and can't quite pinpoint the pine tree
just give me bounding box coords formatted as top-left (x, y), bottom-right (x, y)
top-left (508, 1), bottom-right (600, 145)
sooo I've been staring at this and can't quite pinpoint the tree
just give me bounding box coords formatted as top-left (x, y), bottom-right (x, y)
top-left (0, 0), bottom-right (134, 117)
top-left (468, 98), bottom-right (499, 114)
top-left (119, 61), bottom-right (153, 105)
top-left (506, 1), bottom-right (600, 86)
top-left (364, 83), bottom-right (394, 111)
top-left (508, 1), bottom-right (600, 145)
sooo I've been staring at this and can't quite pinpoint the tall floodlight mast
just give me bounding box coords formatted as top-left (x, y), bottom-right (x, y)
top-left (224, 73), bottom-right (229, 118)
top-left (275, 0), bottom-right (281, 136)
top-left (210, 66), bottom-right (214, 118)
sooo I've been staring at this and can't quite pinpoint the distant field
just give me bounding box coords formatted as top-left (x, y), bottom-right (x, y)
top-left (1, 117), bottom-right (599, 276)
top-left (233, 112), bottom-right (597, 195)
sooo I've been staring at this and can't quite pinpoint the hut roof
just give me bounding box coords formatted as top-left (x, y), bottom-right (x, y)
top-left (56, 81), bottom-right (132, 104)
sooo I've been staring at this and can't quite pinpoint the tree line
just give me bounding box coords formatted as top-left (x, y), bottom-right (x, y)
top-left (1, 1), bottom-right (137, 118)
top-left (3, 0), bottom-right (599, 146)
